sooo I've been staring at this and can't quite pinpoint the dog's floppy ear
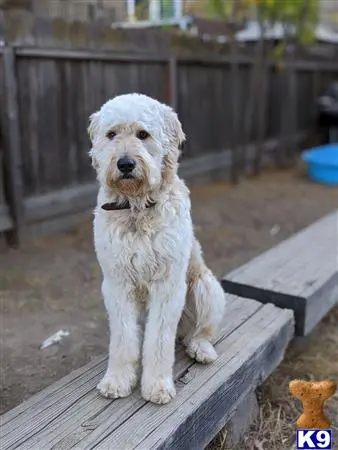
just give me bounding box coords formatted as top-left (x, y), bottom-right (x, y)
top-left (161, 107), bottom-right (185, 186)
top-left (88, 111), bottom-right (100, 143)
top-left (88, 111), bottom-right (100, 171)
top-left (163, 108), bottom-right (186, 150)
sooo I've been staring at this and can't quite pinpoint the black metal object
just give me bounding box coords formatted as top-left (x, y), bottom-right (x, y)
top-left (317, 80), bottom-right (338, 144)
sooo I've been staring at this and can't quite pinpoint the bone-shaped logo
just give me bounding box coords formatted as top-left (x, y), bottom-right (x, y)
top-left (289, 379), bottom-right (337, 429)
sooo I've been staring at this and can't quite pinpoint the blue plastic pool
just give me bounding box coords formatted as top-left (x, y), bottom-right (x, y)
top-left (302, 143), bottom-right (338, 186)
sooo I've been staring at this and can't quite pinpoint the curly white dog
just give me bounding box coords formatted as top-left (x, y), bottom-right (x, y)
top-left (88, 93), bottom-right (226, 405)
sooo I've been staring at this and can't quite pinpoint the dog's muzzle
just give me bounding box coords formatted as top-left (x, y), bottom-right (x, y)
top-left (117, 157), bottom-right (136, 178)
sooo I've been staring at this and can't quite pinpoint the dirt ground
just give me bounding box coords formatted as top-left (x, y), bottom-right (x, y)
top-left (1, 168), bottom-right (337, 449)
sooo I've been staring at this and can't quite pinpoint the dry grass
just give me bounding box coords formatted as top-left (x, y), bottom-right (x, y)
top-left (209, 306), bottom-right (338, 450)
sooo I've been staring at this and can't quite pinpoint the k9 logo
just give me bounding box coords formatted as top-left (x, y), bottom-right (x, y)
top-left (296, 429), bottom-right (332, 449)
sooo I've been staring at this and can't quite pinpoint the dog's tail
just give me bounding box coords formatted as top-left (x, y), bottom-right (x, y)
top-left (179, 238), bottom-right (226, 345)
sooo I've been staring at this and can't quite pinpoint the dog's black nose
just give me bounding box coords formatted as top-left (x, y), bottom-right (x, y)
top-left (117, 157), bottom-right (136, 174)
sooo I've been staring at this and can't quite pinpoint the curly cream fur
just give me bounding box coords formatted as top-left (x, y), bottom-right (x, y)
top-left (89, 93), bottom-right (226, 404)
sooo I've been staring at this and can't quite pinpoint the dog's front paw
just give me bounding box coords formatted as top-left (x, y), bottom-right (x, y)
top-left (97, 370), bottom-right (137, 399)
top-left (141, 377), bottom-right (176, 405)
top-left (186, 339), bottom-right (217, 364)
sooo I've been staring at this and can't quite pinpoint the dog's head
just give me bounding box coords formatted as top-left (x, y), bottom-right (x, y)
top-left (88, 93), bottom-right (185, 198)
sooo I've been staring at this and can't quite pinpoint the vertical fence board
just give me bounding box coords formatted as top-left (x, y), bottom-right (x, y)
top-left (177, 63), bottom-right (191, 158)
top-left (88, 60), bottom-right (105, 113)
top-left (103, 60), bottom-right (119, 99)
top-left (297, 71), bottom-right (314, 132)
top-left (286, 66), bottom-right (298, 161)
top-left (177, 63), bottom-right (234, 160)
top-left (253, 63), bottom-right (269, 174)
top-left (0, 53), bottom-right (6, 206)
top-left (56, 59), bottom-right (70, 187)
top-left (230, 46), bottom-right (240, 183)
top-left (2, 47), bottom-right (24, 244)
top-left (136, 63), bottom-right (167, 101)
top-left (311, 70), bottom-right (321, 146)
top-left (66, 60), bottom-right (79, 184)
top-left (47, 59), bottom-right (62, 187)
top-left (270, 67), bottom-right (284, 165)
top-left (79, 60), bottom-right (93, 182)
top-left (17, 57), bottom-right (33, 193)
top-left (167, 56), bottom-right (177, 110)
top-left (28, 59), bottom-right (40, 194)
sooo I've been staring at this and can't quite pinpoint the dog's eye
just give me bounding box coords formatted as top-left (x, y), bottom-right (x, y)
top-left (136, 130), bottom-right (150, 140)
top-left (106, 130), bottom-right (116, 140)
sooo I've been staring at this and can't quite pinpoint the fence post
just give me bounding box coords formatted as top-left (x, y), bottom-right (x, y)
top-left (2, 45), bottom-right (25, 246)
top-left (286, 65), bottom-right (298, 162)
top-left (167, 54), bottom-right (178, 110)
top-left (312, 70), bottom-right (321, 145)
top-left (253, 62), bottom-right (268, 175)
top-left (229, 43), bottom-right (240, 184)
top-left (277, 66), bottom-right (290, 168)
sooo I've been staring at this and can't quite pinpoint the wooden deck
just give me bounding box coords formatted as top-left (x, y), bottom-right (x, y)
top-left (222, 210), bottom-right (338, 336)
top-left (1, 296), bottom-right (294, 450)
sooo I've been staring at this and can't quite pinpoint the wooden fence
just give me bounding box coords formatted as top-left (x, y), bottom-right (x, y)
top-left (1, 43), bottom-right (338, 245)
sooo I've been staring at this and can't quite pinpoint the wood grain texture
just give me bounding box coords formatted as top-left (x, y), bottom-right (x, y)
top-left (223, 210), bottom-right (338, 336)
top-left (1, 296), bottom-right (259, 449)
top-left (93, 304), bottom-right (294, 450)
top-left (8, 297), bottom-right (260, 449)
top-left (1, 297), bottom-right (294, 450)
top-left (225, 390), bottom-right (259, 447)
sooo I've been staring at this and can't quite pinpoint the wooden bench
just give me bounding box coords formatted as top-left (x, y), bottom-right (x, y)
top-left (222, 210), bottom-right (338, 336)
top-left (1, 296), bottom-right (294, 450)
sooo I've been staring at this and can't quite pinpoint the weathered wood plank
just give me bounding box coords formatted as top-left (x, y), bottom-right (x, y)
top-left (27, 57), bottom-right (40, 195)
top-left (223, 211), bottom-right (338, 336)
top-left (0, 204), bottom-right (13, 232)
top-left (90, 304), bottom-right (294, 450)
top-left (25, 209), bottom-right (93, 239)
top-left (64, 60), bottom-right (78, 184)
top-left (78, 60), bottom-right (93, 182)
top-left (12, 48), bottom-right (338, 73)
top-left (224, 390), bottom-right (259, 448)
top-left (24, 182), bottom-right (98, 224)
top-left (1, 296), bottom-right (263, 449)
top-left (16, 57), bottom-right (32, 194)
top-left (2, 46), bottom-right (25, 245)
top-left (286, 67), bottom-right (298, 161)
top-left (42, 59), bottom-right (62, 190)
top-left (0, 57), bottom-right (5, 205)
top-left (229, 41), bottom-right (240, 183)
top-left (15, 47), bottom-right (169, 63)
top-left (0, 356), bottom-right (106, 427)
top-left (253, 62), bottom-right (269, 174)
top-left (136, 63), bottom-right (166, 103)
top-left (167, 55), bottom-right (178, 110)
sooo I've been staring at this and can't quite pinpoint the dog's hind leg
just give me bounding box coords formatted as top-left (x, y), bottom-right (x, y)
top-left (179, 237), bottom-right (226, 363)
